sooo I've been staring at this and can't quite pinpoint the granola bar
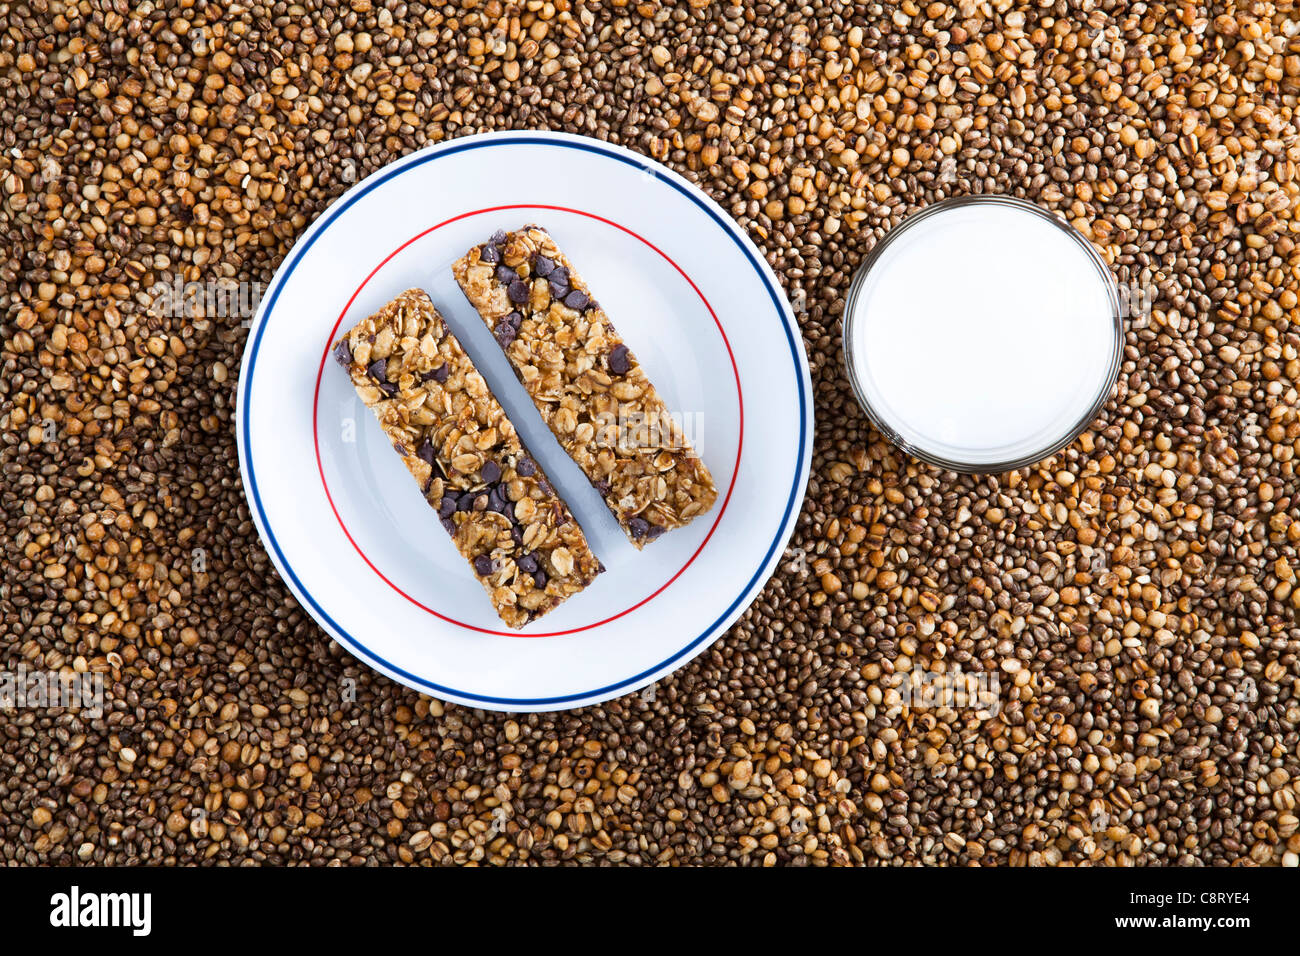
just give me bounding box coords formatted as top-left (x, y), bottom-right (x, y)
top-left (452, 226), bottom-right (718, 548)
top-left (332, 288), bottom-right (602, 628)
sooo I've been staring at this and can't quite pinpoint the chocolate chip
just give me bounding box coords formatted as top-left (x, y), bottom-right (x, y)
top-left (473, 555), bottom-right (494, 576)
top-left (517, 553), bottom-right (538, 573)
top-left (418, 440), bottom-right (435, 465)
top-left (533, 254), bottom-right (555, 277)
top-left (563, 289), bottom-right (589, 311)
top-left (482, 460), bottom-right (501, 483)
top-left (596, 560), bottom-right (607, 573)
top-left (548, 275), bottom-right (569, 298)
top-left (533, 570), bottom-right (547, 589)
top-left (488, 487), bottom-right (509, 512)
top-left (422, 476), bottom-right (433, 495)
top-left (510, 526), bottom-right (523, 546)
top-left (608, 344), bottom-right (630, 375)
top-left (489, 229), bottom-right (506, 245)
top-left (495, 263), bottom-right (516, 284)
top-left (440, 516), bottom-right (457, 535)
top-left (646, 523), bottom-right (666, 540)
top-left (595, 478), bottom-right (611, 495)
top-left (508, 278), bottom-right (530, 304)
top-left (393, 441), bottom-right (407, 456)
top-left (366, 358), bottom-right (387, 382)
top-left (438, 495), bottom-right (458, 518)
top-left (421, 363), bottom-right (449, 384)
top-left (516, 457), bottom-right (536, 477)
top-left (480, 243), bottom-right (500, 264)
top-left (333, 339), bottom-right (352, 366)
top-left (456, 495), bottom-right (474, 513)
top-left (629, 517), bottom-right (650, 539)
top-left (494, 322), bottom-right (517, 348)
top-left (494, 312), bottom-right (522, 346)
top-left (377, 381), bottom-right (398, 397)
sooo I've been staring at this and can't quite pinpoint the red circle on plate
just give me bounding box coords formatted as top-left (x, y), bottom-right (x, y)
top-left (312, 205), bottom-right (743, 636)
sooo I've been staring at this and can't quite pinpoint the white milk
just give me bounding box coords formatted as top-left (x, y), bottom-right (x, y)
top-left (844, 199), bottom-right (1119, 470)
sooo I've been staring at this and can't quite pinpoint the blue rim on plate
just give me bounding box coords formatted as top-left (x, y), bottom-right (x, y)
top-left (237, 132), bottom-right (810, 707)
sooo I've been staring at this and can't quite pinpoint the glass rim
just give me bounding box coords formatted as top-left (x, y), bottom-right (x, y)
top-left (841, 194), bottom-right (1126, 474)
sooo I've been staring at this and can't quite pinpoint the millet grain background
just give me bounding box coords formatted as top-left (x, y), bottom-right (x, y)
top-left (2, 0), bottom-right (1299, 865)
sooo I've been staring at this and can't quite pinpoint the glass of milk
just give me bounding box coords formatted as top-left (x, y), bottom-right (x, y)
top-left (843, 195), bottom-right (1123, 472)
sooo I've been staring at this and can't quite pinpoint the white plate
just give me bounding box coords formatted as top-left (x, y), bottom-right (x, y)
top-left (236, 131), bottom-right (812, 712)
